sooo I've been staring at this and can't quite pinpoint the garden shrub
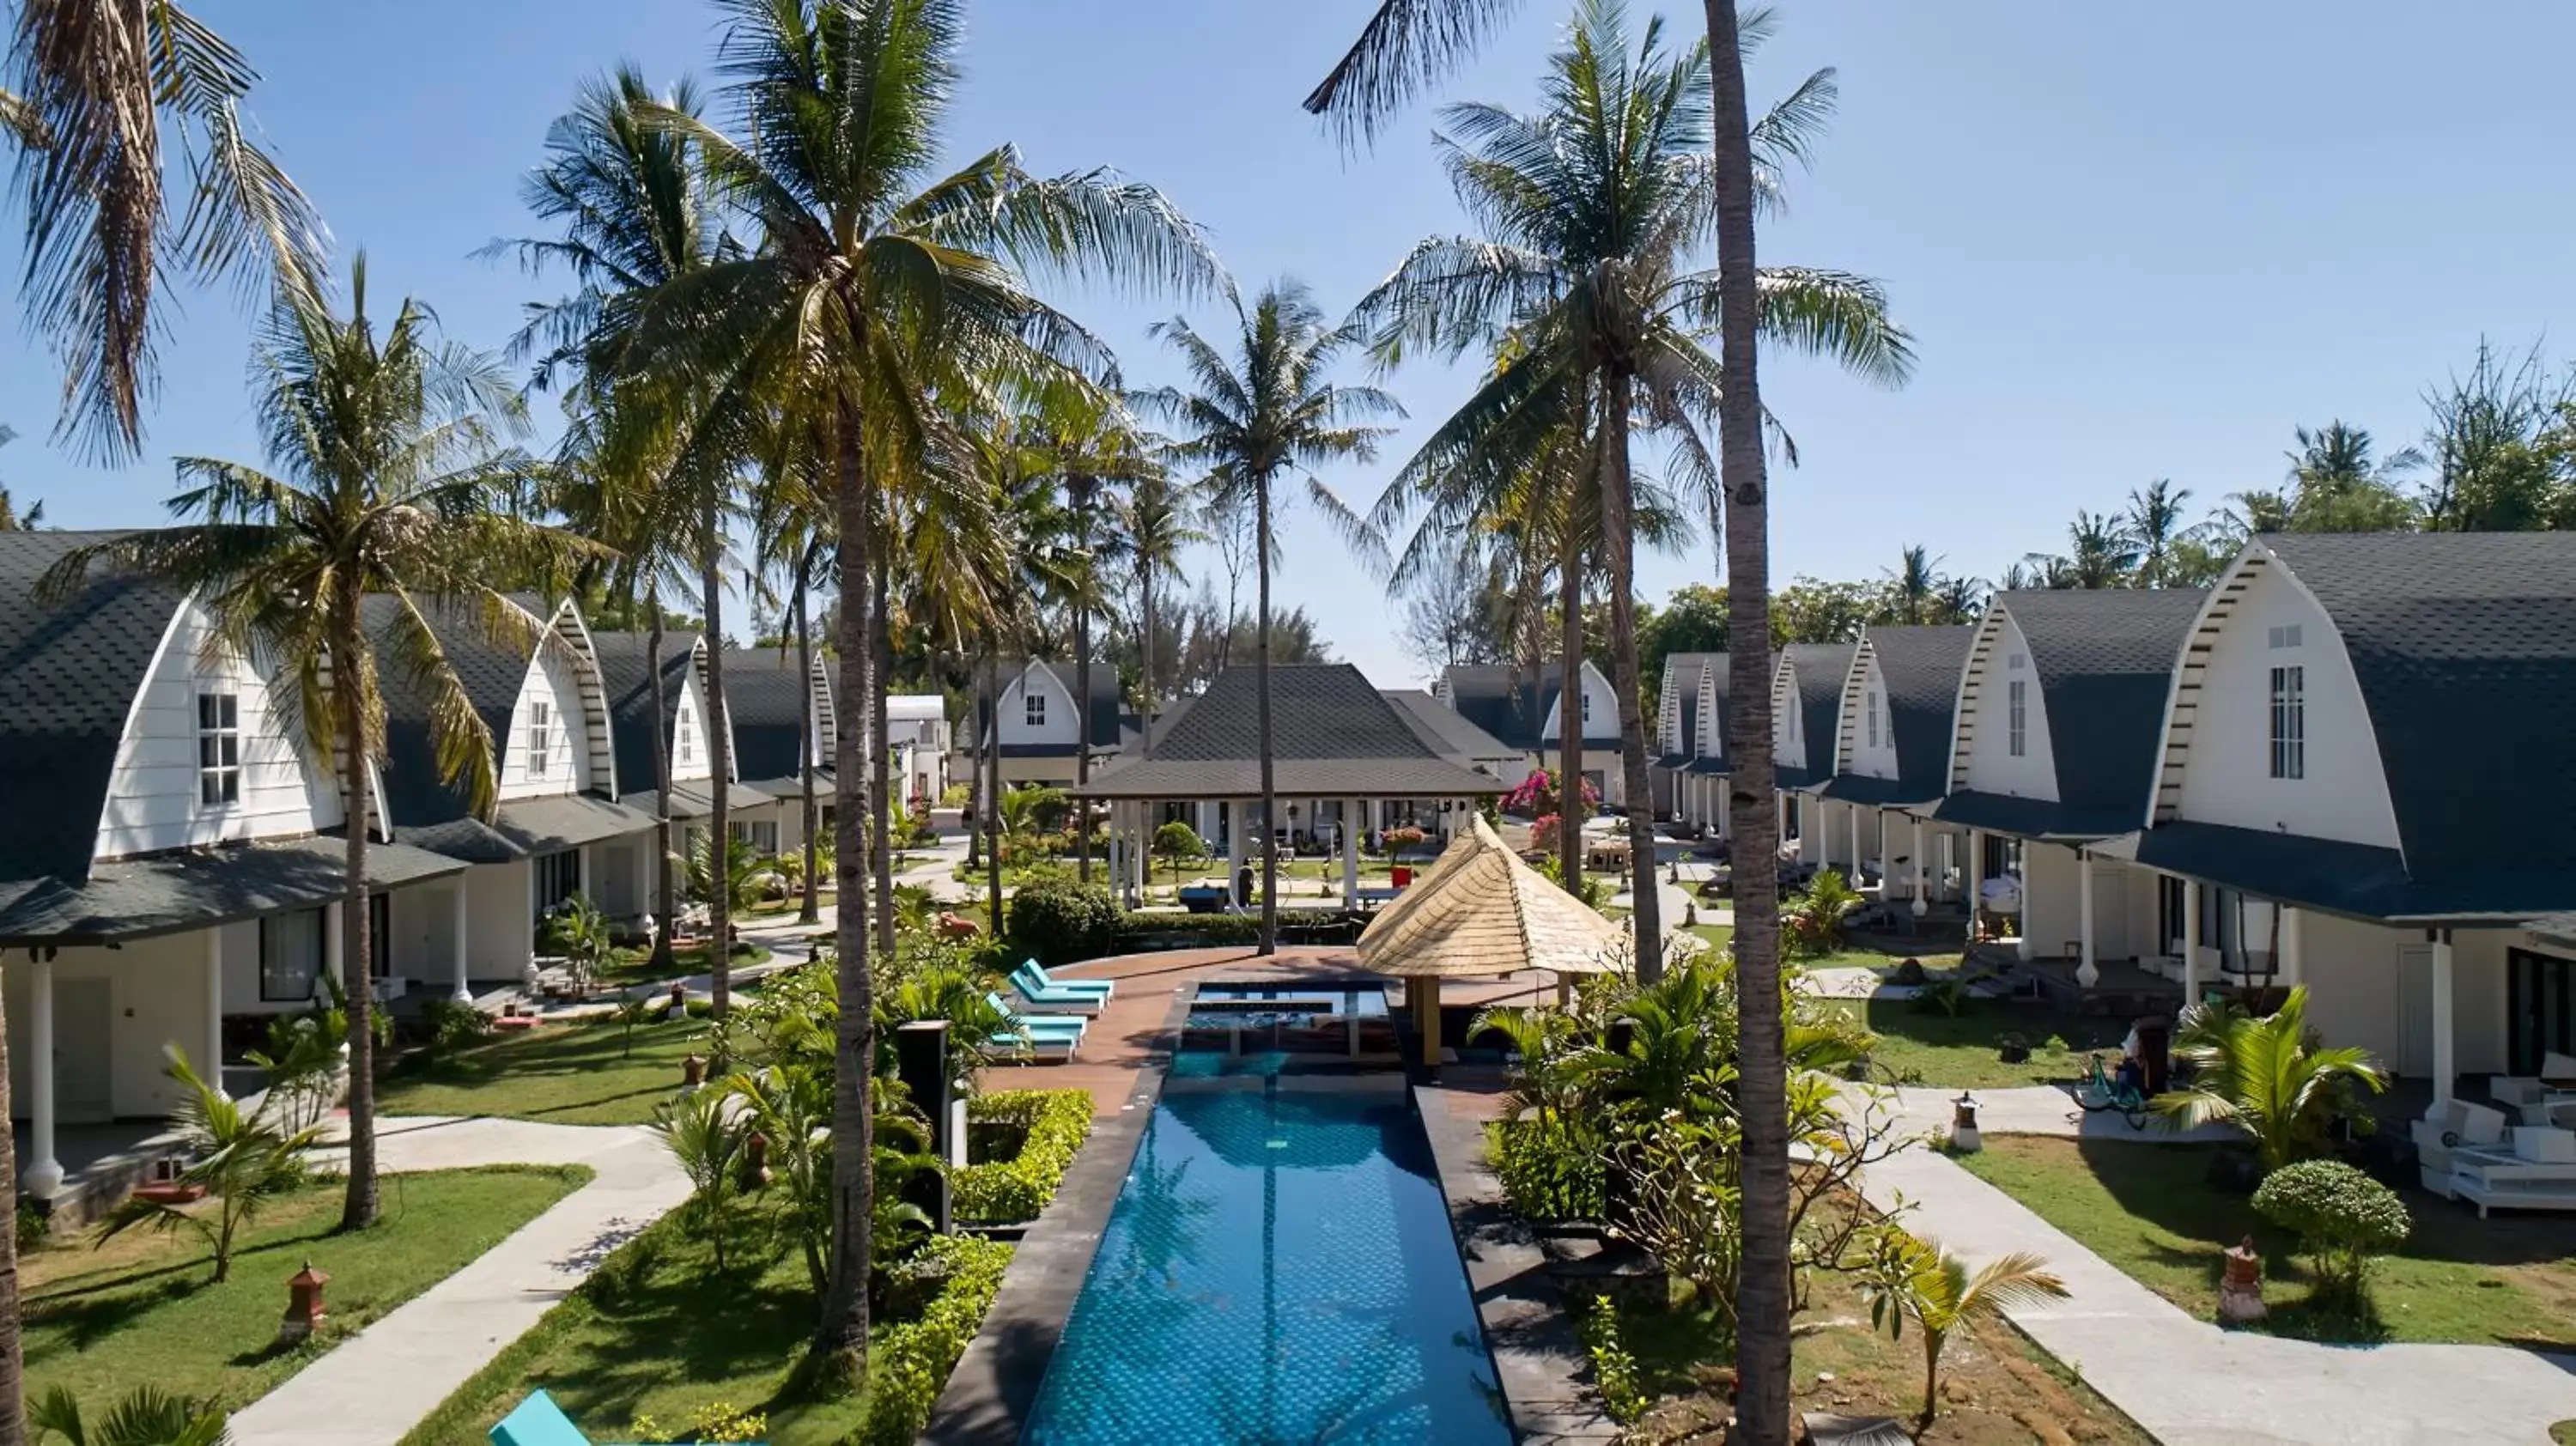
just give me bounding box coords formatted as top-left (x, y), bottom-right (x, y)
top-left (419, 997), bottom-right (492, 1056)
top-left (1006, 878), bottom-right (1122, 966)
top-left (861, 1234), bottom-right (1014, 1446)
top-left (1487, 1117), bottom-right (1606, 1223)
top-left (1577, 1294), bottom-right (1647, 1424)
top-left (2251, 1157), bottom-right (2411, 1310)
top-left (1111, 909), bottom-right (1364, 951)
top-left (953, 1090), bottom-right (1094, 1224)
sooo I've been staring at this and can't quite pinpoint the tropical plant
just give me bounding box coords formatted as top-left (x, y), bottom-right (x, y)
top-left (1352, 0), bottom-right (1911, 987)
top-left (2233, 422), bottom-right (2424, 534)
top-left (540, 894), bottom-right (617, 996)
top-left (1780, 867), bottom-right (1859, 960)
top-left (4, 0), bottom-right (325, 462)
top-left (1151, 820), bottom-right (1206, 884)
top-left (2251, 1157), bottom-right (2410, 1315)
top-left (1859, 1228), bottom-right (2070, 1425)
top-left (42, 258), bottom-right (595, 1234)
top-left (652, 1086), bottom-right (751, 1273)
top-left (875, 964), bottom-right (1017, 1072)
top-left (996, 783), bottom-right (1069, 864)
top-left (1140, 280), bottom-right (1398, 957)
top-left (95, 1051), bottom-right (319, 1284)
top-left (29, 1385), bottom-right (228, 1446)
top-left (2152, 987), bottom-right (2385, 1172)
top-left (241, 972), bottom-right (372, 1131)
top-left (688, 835), bottom-right (769, 920)
top-left (726, 1063), bottom-right (834, 1292)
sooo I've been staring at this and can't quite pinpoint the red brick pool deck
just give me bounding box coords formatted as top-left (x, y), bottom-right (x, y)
top-left (975, 944), bottom-right (1555, 1116)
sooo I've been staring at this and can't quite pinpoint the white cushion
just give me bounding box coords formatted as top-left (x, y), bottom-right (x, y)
top-left (2543, 1051), bottom-right (2576, 1079)
top-left (2512, 1127), bottom-right (2576, 1164)
top-left (2457, 1102), bottom-right (2511, 1146)
top-left (2491, 1077), bottom-right (2548, 1107)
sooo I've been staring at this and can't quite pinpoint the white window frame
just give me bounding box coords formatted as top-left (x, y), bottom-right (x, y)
top-left (1025, 690), bottom-right (1048, 728)
top-left (259, 908), bottom-right (323, 1001)
top-left (197, 690), bottom-right (242, 809)
top-left (2268, 665), bottom-right (2306, 780)
top-left (1580, 690), bottom-right (1592, 726)
top-left (676, 706), bottom-right (696, 767)
top-left (527, 699), bottom-right (552, 777)
top-left (2006, 679), bottom-right (2027, 758)
top-left (1865, 690), bottom-right (1880, 750)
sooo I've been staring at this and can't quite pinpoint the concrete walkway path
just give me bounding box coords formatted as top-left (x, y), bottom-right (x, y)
top-left (1857, 1145), bottom-right (2576, 1445)
top-left (228, 1115), bottom-right (690, 1446)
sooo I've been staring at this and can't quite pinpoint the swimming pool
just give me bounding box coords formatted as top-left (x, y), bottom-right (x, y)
top-left (1023, 1078), bottom-right (1510, 1444)
top-left (1180, 981), bottom-right (1401, 1064)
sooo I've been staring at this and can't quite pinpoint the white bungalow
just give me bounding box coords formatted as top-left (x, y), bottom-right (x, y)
top-left (1933, 588), bottom-right (2208, 979)
top-left (1770, 642), bottom-right (1856, 868)
top-left (1818, 626), bottom-right (1977, 914)
top-left (723, 646), bottom-right (837, 856)
top-left (959, 659), bottom-right (1123, 793)
top-left (2096, 533), bottom-right (2576, 1098)
top-left (1433, 659), bottom-right (1626, 805)
top-left (0, 533), bottom-right (471, 1200)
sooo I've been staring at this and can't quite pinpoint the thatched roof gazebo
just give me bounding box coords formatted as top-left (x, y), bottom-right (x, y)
top-left (1357, 816), bottom-right (1626, 1067)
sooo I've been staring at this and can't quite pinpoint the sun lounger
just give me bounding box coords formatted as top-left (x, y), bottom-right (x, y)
top-left (1010, 964), bottom-right (1105, 1015)
top-left (983, 992), bottom-right (1087, 1042)
top-left (1021, 959), bottom-right (1115, 999)
top-left (2451, 1124), bottom-right (2576, 1217)
top-left (981, 1028), bottom-right (1079, 1062)
top-left (490, 1390), bottom-right (594, 1446)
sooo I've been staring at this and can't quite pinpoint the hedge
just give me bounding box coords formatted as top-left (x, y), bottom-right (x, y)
top-left (1007, 878), bottom-right (1122, 965)
top-left (860, 1233), bottom-right (1014, 1445)
top-left (1112, 909), bottom-right (1365, 951)
top-left (953, 1089), bottom-right (1096, 1224)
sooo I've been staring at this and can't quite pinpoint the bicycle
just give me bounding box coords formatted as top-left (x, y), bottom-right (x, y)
top-left (2072, 1052), bottom-right (2149, 1130)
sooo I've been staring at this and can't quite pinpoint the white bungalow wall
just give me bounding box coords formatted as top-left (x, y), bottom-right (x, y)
top-left (670, 675), bottom-right (715, 784)
top-left (1961, 613), bottom-right (2057, 801)
top-left (1537, 661), bottom-right (1618, 749)
top-left (997, 665), bottom-right (1082, 750)
top-left (2295, 913), bottom-right (2512, 1078)
top-left (5, 933), bottom-right (213, 1120)
top-left (2171, 563), bottom-right (2400, 849)
top-left (496, 642), bottom-right (592, 799)
top-left (1697, 667), bottom-right (1722, 762)
top-left (94, 599), bottom-right (343, 862)
top-left (1771, 663), bottom-right (1807, 771)
top-left (1842, 653), bottom-right (1900, 781)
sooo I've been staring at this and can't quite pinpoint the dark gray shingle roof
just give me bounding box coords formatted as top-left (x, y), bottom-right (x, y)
top-left (720, 647), bottom-right (812, 783)
top-left (1774, 642), bottom-right (1854, 790)
top-left (1079, 665), bottom-right (1504, 799)
top-left (1440, 660), bottom-right (1619, 750)
top-left (1383, 689), bottom-right (1520, 767)
top-left (0, 532), bottom-right (179, 883)
top-left (0, 833), bottom-right (468, 945)
top-left (589, 629), bottom-right (702, 799)
top-left (1850, 624), bottom-right (1975, 802)
top-left (363, 595), bottom-right (556, 833)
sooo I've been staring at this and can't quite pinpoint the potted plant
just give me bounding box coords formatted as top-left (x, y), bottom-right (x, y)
top-left (1996, 1031), bottom-right (2032, 1065)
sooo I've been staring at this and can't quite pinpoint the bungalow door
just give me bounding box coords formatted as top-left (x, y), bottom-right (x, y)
top-left (2506, 949), bottom-right (2574, 1076)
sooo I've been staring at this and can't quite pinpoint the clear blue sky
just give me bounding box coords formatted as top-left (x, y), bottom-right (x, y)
top-left (5, 0), bottom-right (2573, 687)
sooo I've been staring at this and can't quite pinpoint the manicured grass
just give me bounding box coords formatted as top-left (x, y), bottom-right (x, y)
top-left (1684, 922), bottom-right (1734, 955)
top-left (24, 1166), bottom-right (587, 1420)
top-left (1959, 1136), bottom-right (2576, 1346)
top-left (378, 1016), bottom-right (714, 1126)
top-left (592, 941), bottom-right (772, 991)
top-left (1827, 995), bottom-right (2124, 1090)
top-left (403, 1201), bottom-right (872, 1446)
top-left (1613, 1239), bottom-right (2149, 1443)
top-left (2551, 1419), bottom-right (2576, 1445)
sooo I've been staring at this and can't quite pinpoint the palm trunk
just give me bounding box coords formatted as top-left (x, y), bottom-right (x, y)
top-left (871, 559), bottom-right (895, 958)
top-left (1596, 374), bottom-right (1662, 981)
top-left (701, 528), bottom-right (732, 1018)
top-left (647, 596), bottom-right (678, 972)
top-left (1255, 474), bottom-right (1279, 957)
top-left (794, 556), bottom-right (821, 928)
top-left (0, 955), bottom-right (27, 1446)
top-left (1706, 1), bottom-right (1791, 1435)
top-left (1139, 562), bottom-right (1157, 763)
top-left (335, 599), bottom-right (380, 1232)
top-left (1073, 477), bottom-right (1095, 884)
top-left (984, 648), bottom-right (1004, 930)
top-left (1556, 519), bottom-right (1584, 896)
top-left (817, 400), bottom-right (876, 1364)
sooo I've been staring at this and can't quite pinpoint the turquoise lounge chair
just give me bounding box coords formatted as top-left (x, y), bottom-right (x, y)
top-left (985, 992), bottom-right (1087, 1040)
top-left (492, 1389), bottom-right (674, 1446)
top-left (1011, 963), bottom-right (1106, 1014)
top-left (1022, 958), bottom-right (1115, 999)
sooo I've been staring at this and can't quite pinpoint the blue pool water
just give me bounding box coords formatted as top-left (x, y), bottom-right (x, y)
top-left (1024, 1080), bottom-right (1510, 1444)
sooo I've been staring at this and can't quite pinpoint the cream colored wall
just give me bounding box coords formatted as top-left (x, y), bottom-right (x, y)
top-left (5, 934), bottom-right (211, 1120)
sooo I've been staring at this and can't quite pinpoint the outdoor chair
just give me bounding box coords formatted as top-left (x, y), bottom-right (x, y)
top-left (983, 992), bottom-right (1087, 1043)
top-left (2446, 1117), bottom-right (2576, 1218)
top-left (2543, 1050), bottom-right (2576, 1084)
top-left (2413, 1098), bottom-right (2509, 1198)
top-left (1009, 964), bottom-right (1106, 1016)
top-left (980, 1027), bottom-right (1079, 1062)
top-left (2491, 1077), bottom-right (2555, 1124)
top-left (1020, 959), bottom-right (1115, 999)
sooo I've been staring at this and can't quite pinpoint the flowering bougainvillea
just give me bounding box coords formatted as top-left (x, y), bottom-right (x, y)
top-left (1504, 767), bottom-right (1598, 820)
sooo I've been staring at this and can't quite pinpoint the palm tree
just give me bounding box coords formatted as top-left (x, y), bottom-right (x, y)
top-left (2120, 479), bottom-right (2194, 587)
top-left (629, 0), bottom-right (1217, 1364)
top-left (1141, 282), bottom-right (1395, 954)
top-left (1109, 463), bottom-right (1206, 762)
top-left (1885, 545), bottom-right (1941, 624)
top-left (0, 490), bottom-right (38, 531)
top-left (5, 2), bottom-right (327, 461)
top-left (2063, 509), bottom-right (2141, 589)
top-left (28, 1386), bottom-right (229, 1446)
top-left (45, 258), bottom-right (595, 1234)
top-left (1351, 0), bottom-right (1911, 983)
top-left (1861, 1232), bottom-right (2070, 1425)
top-left (2237, 422), bottom-right (2425, 534)
top-left (496, 67), bottom-right (736, 979)
top-left (2153, 986), bottom-right (2385, 1172)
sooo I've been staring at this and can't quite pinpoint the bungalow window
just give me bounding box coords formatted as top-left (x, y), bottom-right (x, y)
top-left (1580, 691), bottom-right (1592, 725)
top-left (1025, 691), bottom-right (1047, 728)
top-left (533, 850), bottom-right (581, 918)
top-left (527, 700), bottom-right (551, 777)
top-left (2268, 665), bottom-right (2305, 780)
top-left (197, 690), bottom-right (241, 807)
top-left (260, 908), bottom-right (324, 1001)
top-left (675, 707), bottom-right (696, 767)
top-left (1865, 691), bottom-right (1880, 749)
top-left (2006, 679), bottom-right (2027, 758)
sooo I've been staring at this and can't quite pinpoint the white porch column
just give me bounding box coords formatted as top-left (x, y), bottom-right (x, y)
top-left (2280, 904), bottom-right (2304, 988)
top-left (21, 951), bottom-right (60, 1198)
top-left (577, 843), bottom-right (594, 902)
top-left (451, 882), bottom-right (472, 1001)
top-left (2430, 929), bottom-right (2456, 1107)
top-left (1965, 829), bottom-right (1984, 939)
top-left (1910, 817), bottom-right (1929, 916)
top-left (323, 899), bottom-right (345, 999)
top-left (202, 930), bottom-right (228, 1098)
top-left (1343, 798), bottom-right (1362, 908)
top-left (2076, 851), bottom-right (2099, 987)
top-left (632, 835), bottom-right (651, 920)
top-left (2180, 878), bottom-right (2202, 1006)
top-left (1848, 804), bottom-right (1862, 880)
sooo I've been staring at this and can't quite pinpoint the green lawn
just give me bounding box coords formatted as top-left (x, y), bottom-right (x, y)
top-left (24, 1166), bottom-right (586, 1420)
top-left (404, 1202), bottom-right (873, 1446)
top-left (378, 1016), bottom-right (715, 1126)
top-left (1959, 1136), bottom-right (2576, 1346)
top-left (592, 942), bottom-right (772, 992)
top-left (1828, 994), bottom-right (2123, 1089)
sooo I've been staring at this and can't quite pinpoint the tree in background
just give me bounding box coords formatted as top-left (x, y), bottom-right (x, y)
top-left (2420, 339), bottom-right (2576, 532)
top-left (2235, 422), bottom-right (2424, 533)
